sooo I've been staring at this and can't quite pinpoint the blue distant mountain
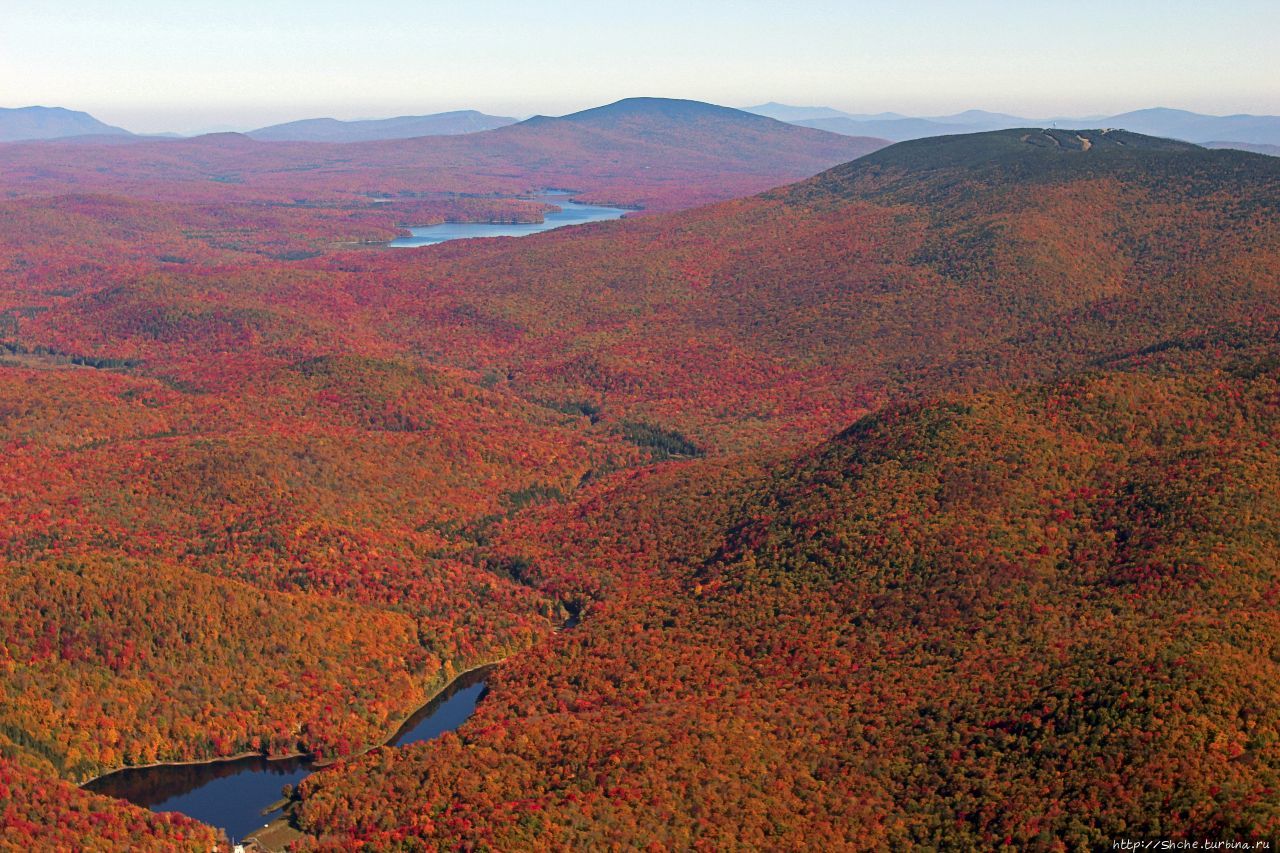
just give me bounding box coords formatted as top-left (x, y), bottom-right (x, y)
top-left (753, 103), bottom-right (1280, 147)
top-left (743, 102), bottom-right (895, 123)
top-left (11, 101), bottom-right (1280, 152)
top-left (793, 116), bottom-right (980, 140)
top-left (0, 106), bottom-right (132, 142)
top-left (927, 109), bottom-right (1029, 126)
top-left (1096, 108), bottom-right (1280, 147)
top-left (1205, 140), bottom-right (1280, 157)
top-left (247, 110), bottom-right (517, 142)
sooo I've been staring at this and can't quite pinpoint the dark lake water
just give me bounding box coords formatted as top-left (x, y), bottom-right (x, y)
top-left (84, 666), bottom-right (491, 845)
top-left (389, 193), bottom-right (629, 247)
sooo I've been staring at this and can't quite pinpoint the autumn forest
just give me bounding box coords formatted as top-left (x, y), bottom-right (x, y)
top-left (1, 98), bottom-right (1279, 851)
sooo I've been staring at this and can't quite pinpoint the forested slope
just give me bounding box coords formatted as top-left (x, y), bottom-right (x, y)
top-left (0, 128), bottom-right (1277, 848)
top-left (293, 362), bottom-right (1280, 849)
top-left (282, 132), bottom-right (1280, 848)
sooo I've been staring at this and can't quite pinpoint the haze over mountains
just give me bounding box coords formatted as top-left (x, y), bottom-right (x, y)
top-left (0, 98), bottom-right (887, 212)
top-left (0, 106), bottom-right (132, 142)
top-left (746, 102), bottom-right (1280, 149)
top-left (247, 110), bottom-right (517, 142)
top-left (6, 100), bottom-right (1280, 153)
top-left (1207, 140), bottom-right (1280, 156)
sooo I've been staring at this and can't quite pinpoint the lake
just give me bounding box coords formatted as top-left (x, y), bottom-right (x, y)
top-left (84, 666), bottom-right (492, 845)
top-left (389, 193), bottom-right (629, 247)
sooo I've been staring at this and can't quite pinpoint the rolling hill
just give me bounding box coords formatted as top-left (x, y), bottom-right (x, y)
top-left (253, 128), bottom-right (1271, 447)
top-left (292, 362), bottom-right (1280, 849)
top-left (247, 110), bottom-right (517, 142)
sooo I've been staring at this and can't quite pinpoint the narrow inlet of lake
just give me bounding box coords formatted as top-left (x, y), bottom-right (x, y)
top-left (83, 667), bottom-right (492, 845)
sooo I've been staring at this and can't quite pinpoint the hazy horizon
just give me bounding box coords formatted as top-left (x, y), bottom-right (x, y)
top-left (3, 0), bottom-right (1277, 135)
top-left (8, 98), bottom-right (1280, 139)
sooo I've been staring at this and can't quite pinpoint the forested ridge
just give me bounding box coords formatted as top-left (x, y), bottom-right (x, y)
top-left (1, 125), bottom-right (1278, 849)
top-left (293, 363), bottom-right (1280, 849)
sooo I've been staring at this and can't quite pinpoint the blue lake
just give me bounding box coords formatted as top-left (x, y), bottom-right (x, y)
top-left (389, 193), bottom-right (629, 247)
top-left (84, 667), bottom-right (491, 845)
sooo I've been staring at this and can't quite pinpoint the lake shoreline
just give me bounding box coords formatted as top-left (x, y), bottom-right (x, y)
top-left (388, 193), bottom-right (630, 247)
top-left (79, 660), bottom-right (502, 790)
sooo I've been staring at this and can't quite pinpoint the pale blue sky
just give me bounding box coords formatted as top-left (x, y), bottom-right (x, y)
top-left (4, 1), bottom-right (1277, 133)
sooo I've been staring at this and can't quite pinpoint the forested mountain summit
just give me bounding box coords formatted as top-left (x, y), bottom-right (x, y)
top-left (778, 127), bottom-right (1274, 205)
top-left (275, 127), bottom-right (1276, 447)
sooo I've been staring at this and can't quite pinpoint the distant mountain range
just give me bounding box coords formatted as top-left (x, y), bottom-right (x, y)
top-left (743, 102), bottom-right (871, 123)
top-left (0, 97), bottom-right (888, 212)
top-left (0, 106), bottom-right (518, 144)
top-left (0, 106), bottom-right (131, 142)
top-left (1205, 140), bottom-right (1280, 157)
top-left (246, 110), bottom-right (517, 142)
top-left (746, 103), bottom-right (1280, 152)
top-left (5, 100), bottom-right (1279, 157)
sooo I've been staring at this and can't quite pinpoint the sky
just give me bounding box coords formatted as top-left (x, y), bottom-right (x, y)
top-left (3, 1), bottom-right (1278, 134)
